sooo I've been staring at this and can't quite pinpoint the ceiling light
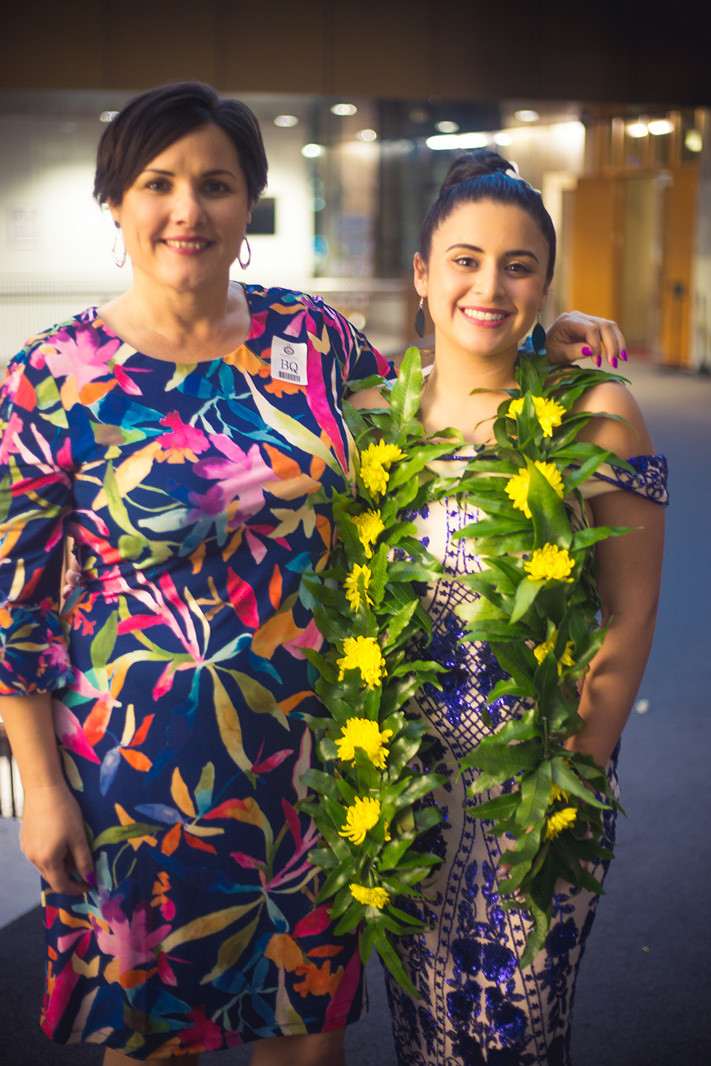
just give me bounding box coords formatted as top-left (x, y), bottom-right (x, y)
top-left (274, 114), bottom-right (299, 128)
top-left (514, 109), bottom-right (539, 123)
top-left (99, 111), bottom-right (118, 123)
top-left (494, 132), bottom-right (513, 146)
top-left (685, 129), bottom-right (703, 152)
top-left (301, 143), bottom-right (325, 158)
top-left (648, 119), bottom-right (674, 136)
top-left (357, 129), bottom-right (378, 142)
top-left (435, 121), bottom-right (459, 134)
top-left (330, 103), bottom-right (358, 117)
top-left (626, 122), bottom-right (649, 138)
top-left (426, 132), bottom-right (488, 151)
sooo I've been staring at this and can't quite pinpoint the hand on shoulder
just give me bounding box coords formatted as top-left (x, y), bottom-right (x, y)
top-left (546, 312), bottom-right (627, 369)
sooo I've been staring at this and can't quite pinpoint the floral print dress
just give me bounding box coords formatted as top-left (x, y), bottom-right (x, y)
top-left (0, 285), bottom-right (391, 1059)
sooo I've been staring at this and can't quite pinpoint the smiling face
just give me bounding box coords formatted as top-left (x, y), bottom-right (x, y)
top-left (414, 198), bottom-right (551, 371)
top-left (110, 123), bottom-right (251, 299)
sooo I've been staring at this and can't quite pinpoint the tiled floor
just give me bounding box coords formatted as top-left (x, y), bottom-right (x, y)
top-left (0, 817), bottom-right (40, 928)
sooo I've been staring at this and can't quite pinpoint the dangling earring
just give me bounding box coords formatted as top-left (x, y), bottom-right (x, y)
top-left (238, 236), bottom-right (252, 270)
top-left (531, 311), bottom-right (546, 353)
top-left (415, 297), bottom-right (425, 338)
top-left (112, 222), bottom-right (126, 269)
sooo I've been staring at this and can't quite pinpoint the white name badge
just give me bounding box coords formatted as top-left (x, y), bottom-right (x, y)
top-left (271, 337), bottom-right (308, 386)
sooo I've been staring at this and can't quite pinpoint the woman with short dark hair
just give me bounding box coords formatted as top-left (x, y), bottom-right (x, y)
top-left (0, 79), bottom-right (387, 1066)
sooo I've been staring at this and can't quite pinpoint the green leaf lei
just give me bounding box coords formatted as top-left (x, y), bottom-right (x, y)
top-left (301, 345), bottom-right (632, 993)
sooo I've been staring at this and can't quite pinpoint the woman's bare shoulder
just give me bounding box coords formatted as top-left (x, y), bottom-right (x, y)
top-left (573, 379), bottom-right (654, 458)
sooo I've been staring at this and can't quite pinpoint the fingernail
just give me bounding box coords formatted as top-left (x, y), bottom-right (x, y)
top-left (85, 871), bottom-right (97, 886)
top-left (581, 346), bottom-right (592, 357)
top-left (620, 350), bottom-right (628, 361)
top-left (611, 356), bottom-right (618, 368)
top-left (594, 355), bottom-right (602, 368)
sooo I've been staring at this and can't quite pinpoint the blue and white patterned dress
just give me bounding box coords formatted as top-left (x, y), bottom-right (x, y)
top-left (385, 455), bottom-right (668, 1066)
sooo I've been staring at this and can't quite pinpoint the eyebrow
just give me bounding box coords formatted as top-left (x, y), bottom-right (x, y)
top-left (446, 243), bottom-right (540, 262)
top-left (142, 167), bottom-right (237, 179)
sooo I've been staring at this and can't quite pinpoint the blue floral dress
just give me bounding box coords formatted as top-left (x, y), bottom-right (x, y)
top-left (385, 455), bottom-right (668, 1066)
top-left (0, 285), bottom-right (391, 1058)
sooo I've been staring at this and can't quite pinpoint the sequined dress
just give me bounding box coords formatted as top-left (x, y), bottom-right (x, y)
top-left (385, 454), bottom-right (668, 1066)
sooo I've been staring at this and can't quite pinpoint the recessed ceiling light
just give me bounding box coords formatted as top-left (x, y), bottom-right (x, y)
top-left (99, 111), bottom-right (118, 123)
top-left (357, 129), bottom-right (378, 142)
top-left (330, 103), bottom-right (358, 117)
top-left (514, 109), bottom-right (539, 123)
top-left (274, 114), bottom-right (299, 128)
top-left (435, 121), bottom-right (459, 134)
top-left (302, 143), bottom-right (325, 158)
top-left (648, 119), bottom-right (674, 136)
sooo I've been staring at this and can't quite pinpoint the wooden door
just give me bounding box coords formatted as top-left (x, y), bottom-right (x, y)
top-left (658, 166), bottom-right (698, 367)
top-left (570, 177), bottom-right (622, 323)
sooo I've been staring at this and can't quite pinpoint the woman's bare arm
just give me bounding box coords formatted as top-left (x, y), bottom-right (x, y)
top-left (567, 382), bottom-right (665, 765)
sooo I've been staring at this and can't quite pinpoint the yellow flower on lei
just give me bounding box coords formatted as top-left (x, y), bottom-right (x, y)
top-left (349, 883), bottom-right (390, 909)
top-left (533, 630), bottom-right (575, 675)
top-left (344, 563), bottom-right (374, 612)
top-left (351, 509), bottom-right (385, 559)
top-left (508, 395), bottom-right (566, 437)
top-left (359, 440), bottom-right (405, 498)
top-left (524, 543), bottom-right (575, 583)
top-left (505, 460), bottom-right (565, 519)
top-left (336, 717), bottom-right (393, 769)
top-left (337, 635), bottom-right (387, 689)
top-left (339, 796), bottom-right (382, 845)
top-left (544, 806), bottom-right (578, 840)
top-left (549, 782), bottom-right (570, 804)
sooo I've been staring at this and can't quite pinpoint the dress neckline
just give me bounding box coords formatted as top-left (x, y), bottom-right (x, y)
top-left (89, 282), bottom-right (256, 366)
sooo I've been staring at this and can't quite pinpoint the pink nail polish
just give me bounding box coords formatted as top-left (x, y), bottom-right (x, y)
top-left (581, 346), bottom-right (592, 357)
top-left (85, 871), bottom-right (97, 886)
top-left (594, 355), bottom-right (602, 368)
top-left (611, 356), bottom-right (618, 369)
top-left (620, 350), bottom-right (628, 361)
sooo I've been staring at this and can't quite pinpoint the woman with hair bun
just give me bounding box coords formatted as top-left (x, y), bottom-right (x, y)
top-left (373, 149), bottom-right (667, 1065)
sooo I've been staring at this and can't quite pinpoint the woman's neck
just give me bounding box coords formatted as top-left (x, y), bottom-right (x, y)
top-left (99, 279), bottom-right (250, 361)
top-left (420, 344), bottom-right (519, 444)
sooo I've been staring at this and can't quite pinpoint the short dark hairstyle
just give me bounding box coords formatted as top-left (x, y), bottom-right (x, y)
top-left (94, 80), bottom-right (268, 207)
top-left (418, 149), bottom-right (556, 283)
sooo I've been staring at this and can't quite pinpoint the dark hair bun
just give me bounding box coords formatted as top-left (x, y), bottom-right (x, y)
top-left (440, 149), bottom-right (516, 194)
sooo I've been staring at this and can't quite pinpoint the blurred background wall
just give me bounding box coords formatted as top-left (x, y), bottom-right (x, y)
top-left (0, 0), bottom-right (708, 370)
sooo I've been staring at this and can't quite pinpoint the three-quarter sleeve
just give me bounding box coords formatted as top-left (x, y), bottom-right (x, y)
top-left (0, 343), bottom-right (74, 694)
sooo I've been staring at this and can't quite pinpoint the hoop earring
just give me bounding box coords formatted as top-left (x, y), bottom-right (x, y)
top-left (238, 236), bottom-right (252, 270)
top-left (531, 311), bottom-right (546, 353)
top-left (415, 297), bottom-right (425, 338)
top-left (112, 223), bottom-right (126, 269)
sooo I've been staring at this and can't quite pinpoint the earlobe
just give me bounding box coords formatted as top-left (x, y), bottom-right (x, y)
top-left (413, 253), bottom-right (428, 298)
